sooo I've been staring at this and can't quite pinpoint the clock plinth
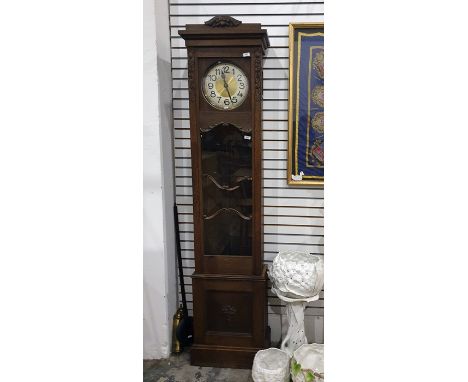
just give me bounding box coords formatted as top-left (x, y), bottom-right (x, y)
top-left (179, 17), bottom-right (270, 369)
top-left (191, 267), bottom-right (270, 369)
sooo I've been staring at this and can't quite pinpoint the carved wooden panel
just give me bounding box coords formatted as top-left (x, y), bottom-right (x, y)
top-left (205, 290), bottom-right (253, 334)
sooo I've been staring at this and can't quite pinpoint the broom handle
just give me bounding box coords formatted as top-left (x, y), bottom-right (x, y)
top-left (174, 204), bottom-right (188, 318)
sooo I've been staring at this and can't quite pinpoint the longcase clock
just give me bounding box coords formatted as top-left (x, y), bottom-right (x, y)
top-left (179, 16), bottom-right (270, 369)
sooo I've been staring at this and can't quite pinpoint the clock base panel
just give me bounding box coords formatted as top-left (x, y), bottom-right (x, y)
top-left (190, 268), bottom-right (271, 369)
top-left (190, 327), bottom-right (271, 369)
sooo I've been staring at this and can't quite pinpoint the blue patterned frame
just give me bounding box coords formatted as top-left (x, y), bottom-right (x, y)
top-left (287, 23), bottom-right (324, 186)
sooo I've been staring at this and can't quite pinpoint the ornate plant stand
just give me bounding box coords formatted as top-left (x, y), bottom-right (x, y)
top-left (268, 252), bottom-right (324, 356)
top-left (273, 292), bottom-right (320, 356)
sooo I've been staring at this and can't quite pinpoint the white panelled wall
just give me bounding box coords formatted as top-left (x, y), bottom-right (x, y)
top-left (143, 0), bottom-right (177, 359)
top-left (170, 0), bottom-right (324, 345)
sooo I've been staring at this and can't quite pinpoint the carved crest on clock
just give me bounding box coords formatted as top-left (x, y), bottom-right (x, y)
top-left (204, 16), bottom-right (242, 28)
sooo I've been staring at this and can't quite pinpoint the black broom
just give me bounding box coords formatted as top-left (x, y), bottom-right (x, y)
top-left (174, 204), bottom-right (193, 347)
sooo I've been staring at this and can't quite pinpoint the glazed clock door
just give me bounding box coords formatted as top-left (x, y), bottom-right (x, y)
top-left (195, 55), bottom-right (256, 276)
top-left (201, 122), bottom-right (253, 258)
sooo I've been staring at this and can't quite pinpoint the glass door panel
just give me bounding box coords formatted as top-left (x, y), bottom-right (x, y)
top-left (202, 175), bottom-right (252, 218)
top-left (203, 210), bottom-right (252, 256)
top-left (200, 123), bottom-right (252, 256)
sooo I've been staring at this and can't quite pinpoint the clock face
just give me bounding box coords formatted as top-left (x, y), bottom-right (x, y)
top-left (202, 62), bottom-right (249, 111)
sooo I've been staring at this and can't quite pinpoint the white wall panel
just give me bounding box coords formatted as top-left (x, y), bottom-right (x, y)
top-left (169, 0), bottom-right (324, 344)
top-left (170, 3), bottom-right (322, 15)
top-left (170, 0), bottom-right (323, 4)
top-left (143, 0), bottom-right (177, 360)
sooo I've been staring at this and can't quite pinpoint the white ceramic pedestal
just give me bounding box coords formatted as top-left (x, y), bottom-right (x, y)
top-left (273, 290), bottom-right (319, 356)
top-left (268, 252), bottom-right (324, 357)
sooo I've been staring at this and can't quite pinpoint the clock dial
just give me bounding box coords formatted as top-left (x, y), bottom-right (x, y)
top-left (202, 62), bottom-right (249, 111)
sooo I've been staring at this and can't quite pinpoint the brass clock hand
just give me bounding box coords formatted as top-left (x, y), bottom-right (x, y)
top-left (221, 73), bottom-right (233, 102)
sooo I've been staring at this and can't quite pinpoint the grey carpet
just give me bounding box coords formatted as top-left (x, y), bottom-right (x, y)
top-left (143, 351), bottom-right (254, 382)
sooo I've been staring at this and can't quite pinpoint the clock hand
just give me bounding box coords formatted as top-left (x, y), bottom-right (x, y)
top-left (221, 73), bottom-right (233, 102)
top-left (225, 85), bottom-right (233, 102)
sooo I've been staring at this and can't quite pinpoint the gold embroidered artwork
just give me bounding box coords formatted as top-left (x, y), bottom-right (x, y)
top-left (311, 85), bottom-right (324, 108)
top-left (313, 49), bottom-right (324, 80)
top-left (288, 23), bottom-right (324, 185)
top-left (312, 112), bottom-right (324, 133)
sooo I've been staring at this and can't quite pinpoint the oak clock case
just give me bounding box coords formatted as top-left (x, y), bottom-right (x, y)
top-left (179, 16), bottom-right (270, 370)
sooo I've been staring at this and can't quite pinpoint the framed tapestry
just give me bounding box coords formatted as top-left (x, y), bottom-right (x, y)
top-left (287, 23), bottom-right (324, 186)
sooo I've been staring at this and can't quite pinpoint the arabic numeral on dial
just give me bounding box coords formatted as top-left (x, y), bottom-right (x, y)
top-left (208, 82), bottom-right (214, 89)
top-left (209, 74), bottom-right (216, 81)
top-left (237, 92), bottom-right (243, 97)
top-left (224, 99), bottom-right (230, 105)
top-left (223, 65), bottom-right (230, 73)
top-left (231, 96), bottom-right (238, 104)
top-left (239, 82), bottom-right (245, 90)
top-left (217, 97), bottom-right (222, 103)
top-left (210, 91), bottom-right (216, 97)
top-left (237, 75), bottom-right (243, 81)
